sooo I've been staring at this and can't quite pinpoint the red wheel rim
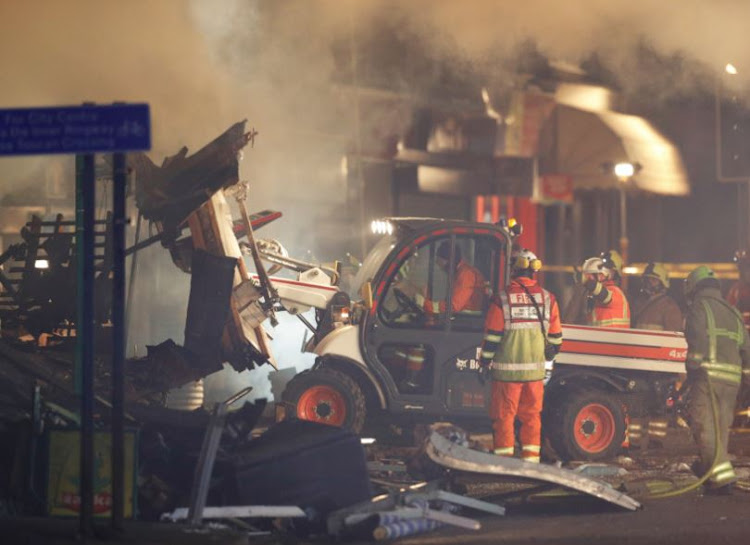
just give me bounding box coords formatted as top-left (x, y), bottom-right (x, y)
top-left (297, 385), bottom-right (347, 427)
top-left (574, 403), bottom-right (616, 454)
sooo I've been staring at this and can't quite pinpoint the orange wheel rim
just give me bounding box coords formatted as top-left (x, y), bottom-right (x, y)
top-left (297, 385), bottom-right (347, 427)
top-left (574, 403), bottom-right (616, 453)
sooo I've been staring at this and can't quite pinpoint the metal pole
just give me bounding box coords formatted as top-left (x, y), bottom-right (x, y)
top-left (111, 153), bottom-right (126, 530)
top-left (125, 211), bottom-right (142, 350)
top-left (187, 387), bottom-right (252, 526)
top-left (716, 75), bottom-right (750, 251)
top-left (76, 153), bottom-right (96, 538)
top-left (619, 184), bottom-right (629, 291)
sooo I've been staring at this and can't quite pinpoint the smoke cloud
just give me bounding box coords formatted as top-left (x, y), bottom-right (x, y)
top-left (4, 0), bottom-right (749, 226)
top-left (3, 0), bottom-right (750, 399)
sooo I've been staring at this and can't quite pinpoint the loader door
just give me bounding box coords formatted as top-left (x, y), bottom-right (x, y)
top-left (364, 232), bottom-right (505, 415)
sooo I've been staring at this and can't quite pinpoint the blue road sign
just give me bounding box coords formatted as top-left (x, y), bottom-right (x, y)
top-left (0, 103), bottom-right (151, 156)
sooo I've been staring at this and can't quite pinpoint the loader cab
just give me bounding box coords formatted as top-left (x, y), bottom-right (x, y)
top-left (359, 219), bottom-right (511, 418)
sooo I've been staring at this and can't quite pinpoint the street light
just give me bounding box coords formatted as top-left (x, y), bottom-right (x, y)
top-left (715, 61), bottom-right (747, 182)
top-left (614, 162), bottom-right (636, 180)
top-left (715, 62), bottom-right (749, 249)
top-left (602, 161), bottom-right (642, 284)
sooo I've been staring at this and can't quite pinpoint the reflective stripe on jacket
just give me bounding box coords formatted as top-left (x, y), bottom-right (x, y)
top-left (587, 280), bottom-right (630, 328)
top-left (479, 277), bottom-right (562, 382)
top-left (685, 287), bottom-right (750, 386)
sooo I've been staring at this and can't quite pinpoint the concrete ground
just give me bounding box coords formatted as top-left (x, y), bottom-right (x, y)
top-left (353, 425), bottom-right (750, 544)
top-left (5, 427), bottom-right (750, 544)
top-left (396, 493), bottom-right (750, 545)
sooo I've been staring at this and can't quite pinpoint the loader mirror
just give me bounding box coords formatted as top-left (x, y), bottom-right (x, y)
top-left (360, 281), bottom-right (374, 309)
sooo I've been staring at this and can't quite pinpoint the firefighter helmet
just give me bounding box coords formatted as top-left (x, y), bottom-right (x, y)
top-left (511, 248), bottom-right (542, 272)
top-left (684, 265), bottom-right (716, 297)
top-left (582, 256), bottom-right (610, 278)
top-left (600, 250), bottom-right (623, 275)
top-left (642, 262), bottom-right (669, 289)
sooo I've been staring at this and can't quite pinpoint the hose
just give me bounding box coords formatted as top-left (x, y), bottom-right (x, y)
top-left (648, 376), bottom-right (721, 498)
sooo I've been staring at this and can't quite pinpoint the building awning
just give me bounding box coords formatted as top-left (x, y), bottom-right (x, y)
top-left (539, 105), bottom-right (690, 196)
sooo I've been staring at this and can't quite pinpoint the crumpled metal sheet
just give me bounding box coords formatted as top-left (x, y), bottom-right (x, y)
top-left (130, 120), bottom-right (253, 231)
top-left (425, 431), bottom-right (641, 511)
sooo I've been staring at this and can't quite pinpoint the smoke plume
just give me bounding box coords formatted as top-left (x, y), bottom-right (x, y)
top-left (3, 0), bottom-right (750, 399)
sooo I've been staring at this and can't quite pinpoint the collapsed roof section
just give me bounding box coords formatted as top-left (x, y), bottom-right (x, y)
top-left (130, 120), bottom-right (256, 232)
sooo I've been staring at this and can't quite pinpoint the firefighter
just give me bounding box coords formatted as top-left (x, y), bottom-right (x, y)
top-left (561, 260), bottom-right (589, 325)
top-left (398, 242), bottom-right (486, 391)
top-left (683, 265), bottom-right (750, 494)
top-left (425, 241), bottom-right (486, 315)
top-left (478, 248), bottom-right (563, 463)
top-left (629, 262), bottom-right (684, 449)
top-left (581, 255), bottom-right (631, 328)
top-left (563, 250), bottom-right (624, 324)
top-left (726, 249), bottom-right (750, 333)
top-left (632, 262), bottom-right (683, 332)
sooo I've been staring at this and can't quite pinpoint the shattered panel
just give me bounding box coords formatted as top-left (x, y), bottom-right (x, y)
top-left (130, 120), bottom-right (253, 231)
top-left (186, 192), bottom-right (274, 371)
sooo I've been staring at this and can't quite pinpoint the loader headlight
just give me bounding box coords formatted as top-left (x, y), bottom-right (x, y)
top-left (332, 305), bottom-right (351, 324)
top-left (371, 219), bottom-right (393, 236)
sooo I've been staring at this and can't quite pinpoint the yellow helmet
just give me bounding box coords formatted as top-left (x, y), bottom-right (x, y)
top-left (600, 250), bottom-right (623, 274)
top-left (642, 262), bottom-right (669, 289)
top-left (684, 265), bottom-right (716, 297)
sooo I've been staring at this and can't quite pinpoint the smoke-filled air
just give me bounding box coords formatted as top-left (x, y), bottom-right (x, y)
top-left (3, 0), bottom-right (750, 399)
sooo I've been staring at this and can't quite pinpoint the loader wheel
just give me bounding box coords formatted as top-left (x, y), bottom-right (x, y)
top-left (552, 389), bottom-right (626, 461)
top-left (281, 368), bottom-right (367, 433)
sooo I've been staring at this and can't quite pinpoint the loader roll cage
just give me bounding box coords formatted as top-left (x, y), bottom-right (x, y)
top-left (348, 233), bottom-right (398, 300)
top-left (349, 218), bottom-right (514, 306)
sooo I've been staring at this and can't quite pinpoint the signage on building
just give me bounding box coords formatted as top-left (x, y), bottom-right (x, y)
top-left (0, 104), bottom-right (150, 156)
top-left (537, 173), bottom-right (574, 204)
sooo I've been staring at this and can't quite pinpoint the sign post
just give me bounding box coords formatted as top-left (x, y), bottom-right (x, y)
top-left (0, 103), bottom-right (150, 536)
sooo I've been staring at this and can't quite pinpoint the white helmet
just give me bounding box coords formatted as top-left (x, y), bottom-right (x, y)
top-left (582, 257), bottom-right (611, 278)
top-left (511, 248), bottom-right (542, 272)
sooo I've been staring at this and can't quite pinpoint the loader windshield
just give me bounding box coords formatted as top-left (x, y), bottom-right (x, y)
top-left (349, 234), bottom-right (397, 300)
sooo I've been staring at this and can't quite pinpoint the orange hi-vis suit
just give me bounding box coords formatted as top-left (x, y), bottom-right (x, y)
top-left (424, 260), bottom-right (486, 315)
top-left (479, 277), bottom-right (562, 462)
top-left (586, 279), bottom-right (630, 329)
top-left (403, 261), bottom-right (485, 382)
top-left (585, 277), bottom-right (633, 446)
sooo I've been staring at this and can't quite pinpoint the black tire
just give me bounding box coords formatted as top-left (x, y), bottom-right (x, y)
top-left (548, 388), bottom-right (626, 462)
top-left (281, 368), bottom-right (367, 433)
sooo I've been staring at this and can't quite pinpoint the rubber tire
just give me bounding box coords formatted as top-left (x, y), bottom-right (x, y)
top-left (281, 367), bottom-right (367, 433)
top-left (550, 388), bottom-right (626, 462)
